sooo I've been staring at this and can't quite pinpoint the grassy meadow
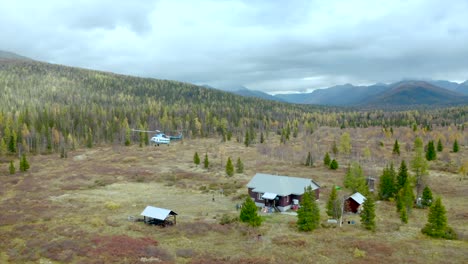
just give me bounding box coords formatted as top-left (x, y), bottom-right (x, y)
top-left (0, 126), bottom-right (467, 263)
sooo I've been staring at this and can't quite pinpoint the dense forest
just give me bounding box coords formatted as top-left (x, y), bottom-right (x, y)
top-left (0, 59), bottom-right (467, 155)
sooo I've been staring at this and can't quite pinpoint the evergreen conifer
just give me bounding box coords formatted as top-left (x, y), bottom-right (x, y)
top-left (378, 164), bottom-right (396, 200)
top-left (297, 186), bottom-right (320, 231)
top-left (326, 186), bottom-right (341, 219)
top-left (203, 153), bottom-right (209, 169)
top-left (453, 139), bottom-right (459, 153)
top-left (324, 152), bottom-right (331, 166)
top-left (9, 160), bottom-right (16, 174)
top-left (421, 197), bottom-right (456, 239)
top-left (240, 197), bottom-right (262, 227)
top-left (393, 140), bottom-right (400, 155)
top-left (330, 159), bottom-right (339, 170)
top-left (193, 152), bottom-right (200, 166)
top-left (226, 157), bottom-right (234, 176)
top-left (236, 157), bottom-right (244, 173)
top-left (305, 152), bottom-right (312, 166)
top-left (437, 139), bottom-right (443, 152)
top-left (426, 140), bottom-right (436, 161)
top-left (360, 196), bottom-right (376, 231)
top-left (421, 186), bottom-right (433, 208)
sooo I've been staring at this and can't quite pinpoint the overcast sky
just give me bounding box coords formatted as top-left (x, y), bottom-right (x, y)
top-left (1, 0), bottom-right (468, 93)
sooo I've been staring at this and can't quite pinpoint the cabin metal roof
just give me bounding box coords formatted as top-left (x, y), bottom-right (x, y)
top-left (349, 192), bottom-right (366, 205)
top-left (247, 173), bottom-right (320, 196)
top-left (140, 206), bottom-right (177, 221)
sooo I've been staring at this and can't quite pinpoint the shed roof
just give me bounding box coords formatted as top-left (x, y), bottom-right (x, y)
top-left (247, 173), bottom-right (320, 196)
top-left (348, 192), bottom-right (366, 205)
top-left (140, 206), bottom-right (177, 221)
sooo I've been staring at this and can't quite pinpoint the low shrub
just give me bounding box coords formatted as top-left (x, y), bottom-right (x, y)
top-left (104, 201), bottom-right (121, 210)
top-left (272, 235), bottom-right (307, 247)
top-left (353, 248), bottom-right (366, 258)
top-left (176, 248), bottom-right (197, 258)
top-left (89, 235), bottom-right (171, 262)
top-left (219, 214), bottom-right (238, 225)
top-left (422, 226), bottom-right (458, 240)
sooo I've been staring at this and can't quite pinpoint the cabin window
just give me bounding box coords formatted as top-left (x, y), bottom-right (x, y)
top-left (257, 193), bottom-right (264, 200)
top-left (286, 196), bottom-right (289, 203)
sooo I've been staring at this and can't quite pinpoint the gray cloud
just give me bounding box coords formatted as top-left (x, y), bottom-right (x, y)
top-left (1, 0), bottom-right (467, 93)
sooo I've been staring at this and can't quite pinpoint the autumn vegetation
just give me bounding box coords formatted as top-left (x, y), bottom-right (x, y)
top-left (0, 59), bottom-right (467, 263)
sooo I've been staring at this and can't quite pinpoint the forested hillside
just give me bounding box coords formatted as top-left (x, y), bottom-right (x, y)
top-left (0, 59), bottom-right (466, 155)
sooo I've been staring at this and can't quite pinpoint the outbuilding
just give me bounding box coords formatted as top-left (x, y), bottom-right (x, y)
top-left (345, 192), bottom-right (366, 213)
top-left (140, 206), bottom-right (177, 226)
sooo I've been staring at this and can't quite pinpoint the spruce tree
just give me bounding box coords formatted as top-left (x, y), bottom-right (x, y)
top-left (360, 196), bottom-right (376, 231)
top-left (9, 160), bottom-right (16, 174)
top-left (0, 138), bottom-right (7, 155)
top-left (249, 126), bottom-right (256, 143)
top-left (421, 197), bottom-right (456, 239)
top-left (426, 140), bottom-right (436, 161)
top-left (226, 157), bottom-right (234, 177)
top-left (323, 152), bottom-right (331, 166)
top-left (86, 128), bottom-right (93, 148)
top-left (19, 154), bottom-right (30, 172)
top-left (400, 206), bottom-right (408, 224)
top-left (60, 146), bottom-right (67, 159)
top-left (235, 157), bottom-right (244, 173)
top-left (339, 132), bottom-right (352, 155)
top-left (240, 197), bottom-right (262, 227)
top-left (329, 159), bottom-right (339, 170)
top-left (193, 152), bottom-right (200, 166)
top-left (332, 141), bottom-right (338, 156)
top-left (124, 127), bottom-right (131, 146)
top-left (378, 164), bottom-right (396, 200)
top-left (421, 186), bottom-right (433, 208)
top-left (203, 153), bottom-right (209, 169)
top-left (343, 162), bottom-right (367, 194)
top-left (412, 137), bottom-right (428, 196)
top-left (305, 151), bottom-right (312, 166)
top-left (393, 139), bottom-right (400, 155)
top-left (297, 186), bottom-right (320, 231)
top-left (139, 131), bottom-right (145, 147)
top-left (396, 181), bottom-right (414, 223)
top-left (326, 186), bottom-right (341, 219)
top-left (401, 181), bottom-right (414, 212)
top-left (8, 134), bottom-right (16, 153)
top-left (396, 160), bottom-right (409, 192)
top-left (144, 129), bottom-right (149, 146)
top-left (437, 139), bottom-right (443, 152)
top-left (453, 139), bottom-right (459, 153)
top-left (244, 130), bottom-right (250, 147)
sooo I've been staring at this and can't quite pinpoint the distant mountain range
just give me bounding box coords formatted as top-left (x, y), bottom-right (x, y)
top-left (2, 49), bottom-right (467, 108)
top-left (219, 80), bottom-right (468, 107)
top-left (206, 84), bottom-right (285, 102)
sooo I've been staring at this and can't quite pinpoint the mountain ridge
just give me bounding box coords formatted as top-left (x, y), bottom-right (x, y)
top-left (1, 49), bottom-right (466, 108)
top-left (0, 50), bottom-right (33, 61)
top-left (271, 79), bottom-right (468, 106)
top-left (362, 81), bottom-right (467, 107)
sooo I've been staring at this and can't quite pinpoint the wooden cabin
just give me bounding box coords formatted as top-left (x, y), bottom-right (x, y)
top-left (247, 173), bottom-right (320, 212)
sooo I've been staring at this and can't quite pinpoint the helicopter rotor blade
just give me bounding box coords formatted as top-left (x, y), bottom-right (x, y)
top-left (131, 129), bottom-right (161, 133)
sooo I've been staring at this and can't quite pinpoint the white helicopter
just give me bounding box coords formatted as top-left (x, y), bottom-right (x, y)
top-left (132, 129), bottom-right (183, 146)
